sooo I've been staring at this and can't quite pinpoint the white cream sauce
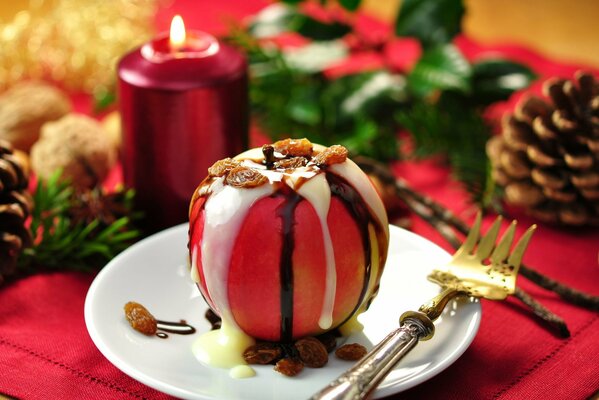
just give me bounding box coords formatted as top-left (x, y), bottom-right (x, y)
top-left (192, 145), bottom-right (390, 374)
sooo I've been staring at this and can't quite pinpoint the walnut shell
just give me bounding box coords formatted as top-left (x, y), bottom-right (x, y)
top-left (0, 81), bottom-right (71, 152)
top-left (30, 114), bottom-right (116, 189)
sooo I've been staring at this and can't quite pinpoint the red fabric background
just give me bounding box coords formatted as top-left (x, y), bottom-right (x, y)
top-left (1, 1), bottom-right (598, 399)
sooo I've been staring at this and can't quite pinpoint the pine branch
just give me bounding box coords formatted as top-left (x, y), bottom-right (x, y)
top-left (396, 97), bottom-right (493, 205)
top-left (18, 171), bottom-right (140, 273)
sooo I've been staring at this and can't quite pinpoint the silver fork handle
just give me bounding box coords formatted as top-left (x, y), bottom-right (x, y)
top-left (310, 315), bottom-right (434, 400)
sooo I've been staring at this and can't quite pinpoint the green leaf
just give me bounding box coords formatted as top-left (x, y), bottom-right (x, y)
top-left (292, 14), bottom-right (352, 41)
top-left (470, 59), bottom-right (537, 105)
top-left (395, 0), bottom-right (464, 48)
top-left (408, 44), bottom-right (471, 98)
top-left (339, 0), bottom-right (361, 11)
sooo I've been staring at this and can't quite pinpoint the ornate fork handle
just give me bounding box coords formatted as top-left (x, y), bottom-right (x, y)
top-left (310, 312), bottom-right (435, 400)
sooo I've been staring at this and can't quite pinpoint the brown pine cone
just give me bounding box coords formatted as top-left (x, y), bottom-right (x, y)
top-left (0, 140), bottom-right (33, 283)
top-left (488, 71), bottom-right (599, 226)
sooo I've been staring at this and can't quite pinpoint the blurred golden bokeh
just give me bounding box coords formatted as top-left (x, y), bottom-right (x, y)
top-left (0, 0), bottom-right (158, 93)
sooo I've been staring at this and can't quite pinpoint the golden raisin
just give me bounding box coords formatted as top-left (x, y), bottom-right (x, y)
top-left (295, 337), bottom-right (328, 368)
top-left (274, 156), bottom-right (308, 170)
top-left (313, 145), bottom-right (348, 167)
top-left (244, 343), bottom-right (283, 365)
top-left (274, 358), bottom-right (304, 377)
top-left (273, 138), bottom-right (313, 157)
top-left (208, 158), bottom-right (241, 177)
top-left (335, 343), bottom-right (367, 361)
top-left (124, 301), bottom-right (157, 335)
top-left (225, 166), bottom-right (268, 188)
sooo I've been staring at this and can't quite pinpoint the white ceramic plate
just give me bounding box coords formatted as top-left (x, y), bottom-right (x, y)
top-left (85, 224), bottom-right (481, 400)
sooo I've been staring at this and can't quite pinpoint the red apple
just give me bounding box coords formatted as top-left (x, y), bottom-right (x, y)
top-left (189, 140), bottom-right (389, 342)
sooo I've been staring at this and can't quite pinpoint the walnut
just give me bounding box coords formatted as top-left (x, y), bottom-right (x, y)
top-left (0, 81), bottom-right (71, 152)
top-left (30, 114), bottom-right (117, 189)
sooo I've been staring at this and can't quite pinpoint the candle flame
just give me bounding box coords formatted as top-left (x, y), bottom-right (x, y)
top-left (170, 15), bottom-right (186, 49)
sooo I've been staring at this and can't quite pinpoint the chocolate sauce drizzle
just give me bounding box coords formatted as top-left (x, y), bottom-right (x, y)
top-left (273, 171), bottom-right (387, 342)
top-left (154, 320), bottom-right (196, 339)
top-left (277, 191), bottom-right (302, 342)
top-left (326, 172), bottom-right (378, 323)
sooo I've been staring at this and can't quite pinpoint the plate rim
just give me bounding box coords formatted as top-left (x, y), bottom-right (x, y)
top-left (84, 223), bottom-right (481, 399)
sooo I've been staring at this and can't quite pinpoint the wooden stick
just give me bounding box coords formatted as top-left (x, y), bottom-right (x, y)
top-left (514, 288), bottom-right (571, 338)
top-left (355, 156), bottom-right (599, 311)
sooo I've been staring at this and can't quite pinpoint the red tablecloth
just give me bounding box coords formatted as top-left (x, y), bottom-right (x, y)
top-left (1, 1), bottom-right (599, 399)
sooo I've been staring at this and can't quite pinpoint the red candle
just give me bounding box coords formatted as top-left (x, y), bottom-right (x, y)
top-left (118, 16), bottom-right (248, 231)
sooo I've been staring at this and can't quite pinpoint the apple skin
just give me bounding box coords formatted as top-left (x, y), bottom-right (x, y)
top-left (190, 193), bottom-right (369, 342)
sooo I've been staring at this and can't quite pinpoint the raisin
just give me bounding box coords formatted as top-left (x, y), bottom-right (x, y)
top-left (335, 343), bottom-right (367, 361)
top-left (124, 301), bottom-right (157, 335)
top-left (313, 145), bottom-right (348, 167)
top-left (274, 156), bottom-right (308, 170)
top-left (273, 138), bottom-right (313, 157)
top-left (225, 166), bottom-right (268, 188)
top-left (244, 343), bottom-right (283, 365)
top-left (295, 337), bottom-right (328, 368)
top-left (274, 358), bottom-right (304, 377)
top-left (208, 158), bottom-right (241, 177)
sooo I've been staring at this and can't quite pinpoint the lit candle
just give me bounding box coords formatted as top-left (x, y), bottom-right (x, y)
top-left (118, 15), bottom-right (248, 231)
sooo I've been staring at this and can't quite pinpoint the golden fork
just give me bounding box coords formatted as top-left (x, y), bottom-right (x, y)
top-left (311, 213), bottom-right (536, 400)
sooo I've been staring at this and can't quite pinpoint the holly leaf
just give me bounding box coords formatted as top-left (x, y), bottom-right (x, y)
top-left (292, 14), bottom-right (352, 41)
top-left (339, 0), bottom-right (361, 11)
top-left (395, 0), bottom-right (464, 48)
top-left (408, 44), bottom-right (471, 97)
top-left (283, 41), bottom-right (348, 73)
top-left (251, 5), bottom-right (352, 41)
top-left (340, 71), bottom-right (407, 117)
top-left (471, 59), bottom-right (537, 105)
top-left (249, 3), bottom-right (297, 38)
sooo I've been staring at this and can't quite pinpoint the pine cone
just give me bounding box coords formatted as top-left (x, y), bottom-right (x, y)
top-left (487, 71), bottom-right (599, 226)
top-left (0, 140), bottom-right (33, 283)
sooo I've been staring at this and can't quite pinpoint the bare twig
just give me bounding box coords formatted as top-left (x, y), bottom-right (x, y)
top-left (514, 288), bottom-right (570, 338)
top-left (355, 156), bottom-right (599, 312)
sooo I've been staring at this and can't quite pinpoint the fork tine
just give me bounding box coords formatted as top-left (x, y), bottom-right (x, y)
top-left (475, 216), bottom-right (503, 260)
top-left (490, 221), bottom-right (517, 264)
top-left (507, 224), bottom-right (537, 272)
top-left (455, 212), bottom-right (482, 257)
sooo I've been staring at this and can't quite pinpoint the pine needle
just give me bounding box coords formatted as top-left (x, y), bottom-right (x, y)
top-left (18, 171), bottom-right (140, 273)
